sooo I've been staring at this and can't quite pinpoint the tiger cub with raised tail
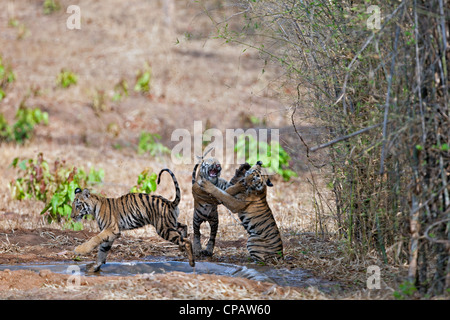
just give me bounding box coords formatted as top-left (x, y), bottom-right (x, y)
top-left (191, 156), bottom-right (249, 257)
top-left (71, 168), bottom-right (194, 272)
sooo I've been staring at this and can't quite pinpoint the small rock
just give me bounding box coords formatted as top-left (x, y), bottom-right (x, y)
top-left (39, 269), bottom-right (52, 278)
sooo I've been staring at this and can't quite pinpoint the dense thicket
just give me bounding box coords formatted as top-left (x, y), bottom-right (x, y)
top-left (207, 0), bottom-right (449, 295)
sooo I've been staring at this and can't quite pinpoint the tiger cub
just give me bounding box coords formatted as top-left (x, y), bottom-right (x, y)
top-left (191, 158), bottom-right (249, 257)
top-left (71, 168), bottom-right (194, 272)
top-left (198, 161), bottom-right (283, 262)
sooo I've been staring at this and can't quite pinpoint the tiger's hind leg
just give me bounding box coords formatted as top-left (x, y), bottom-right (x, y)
top-left (192, 211), bottom-right (205, 257)
top-left (158, 227), bottom-right (195, 267)
top-left (246, 235), bottom-right (283, 264)
top-left (202, 214), bottom-right (218, 256)
top-left (176, 222), bottom-right (188, 238)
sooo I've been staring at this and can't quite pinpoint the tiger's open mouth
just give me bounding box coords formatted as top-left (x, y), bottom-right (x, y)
top-left (208, 166), bottom-right (220, 177)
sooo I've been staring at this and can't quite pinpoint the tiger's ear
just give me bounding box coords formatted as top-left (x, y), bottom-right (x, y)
top-left (75, 188), bottom-right (82, 194)
top-left (82, 188), bottom-right (91, 198)
top-left (266, 178), bottom-right (273, 187)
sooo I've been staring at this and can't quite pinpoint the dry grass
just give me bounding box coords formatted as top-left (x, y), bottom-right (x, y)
top-left (0, 235), bottom-right (22, 254)
top-left (0, 269), bottom-right (329, 300)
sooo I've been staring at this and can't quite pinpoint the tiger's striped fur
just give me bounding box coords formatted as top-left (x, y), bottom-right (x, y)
top-left (198, 161), bottom-right (283, 262)
top-left (191, 158), bottom-right (230, 257)
top-left (71, 168), bottom-right (194, 272)
top-left (191, 158), bottom-right (249, 257)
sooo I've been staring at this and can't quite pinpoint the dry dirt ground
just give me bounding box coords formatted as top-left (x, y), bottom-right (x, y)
top-left (0, 0), bottom-right (403, 300)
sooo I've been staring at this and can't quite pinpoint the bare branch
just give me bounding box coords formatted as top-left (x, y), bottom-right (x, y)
top-left (309, 123), bottom-right (383, 152)
top-left (424, 217), bottom-right (450, 247)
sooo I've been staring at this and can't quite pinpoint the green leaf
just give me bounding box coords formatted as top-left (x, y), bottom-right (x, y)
top-left (51, 193), bottom-right (61, 214)
top-left (40, 202), bottom-right (52, 215)
top-left (88, 167), bottom-right (104, 184)
top-left (42, 112), bottom-right (49, 125)
top-left (11, 157), bottom-right (19, 168)
top-left (63, 204), bottom-right (72, 217)
top-left (68, 181), bottom-right (78, 202)
top-left (150, 179), bottom-right (157, 192)
top-left (112, 92), bottom-right (122, 102)
top-left (18, 159), bottom-right (27, 171)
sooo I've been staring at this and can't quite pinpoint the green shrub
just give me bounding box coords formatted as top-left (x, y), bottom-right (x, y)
top-left (0, 55), bottom-right (16, 101)
top-left (393, 281), bottom-right (418, 300)
top-left (9, 153), bottom-right (104, 230)
top-left (0, 114), bottom-right (12, 140)
top-left (0, 56), bottom-right (16, 86)
top-left (0, 104), bottom-right (48, 144)
top-left (235, 134), bottom-right (297, 181)
top-left (57, 69), bottom-right (78, 88)
top-left (130, 169), bottom-right (158, 194)
top-left (12, 104), bottom-right (49, 143)
top-left (43, 0), bottom-right (61, 15)
top-left (112, 79), bottom-right (129, 102)
top-left (134, 64), bottom-right (152, 94)
top-left (137, 132), bottom-right (170, 157)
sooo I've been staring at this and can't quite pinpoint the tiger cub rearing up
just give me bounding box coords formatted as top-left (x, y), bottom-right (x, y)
top-left (71, 168), bottom-right (194, 272)
top-left (199, 161), bottom-right (283, 262)
top-left (191, 157), bottom-right (249, 257)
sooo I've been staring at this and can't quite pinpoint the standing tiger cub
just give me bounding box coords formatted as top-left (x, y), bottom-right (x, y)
top-left (198, 161), bottom-right (283, 262)
top-left (71, 168), bottom-right (194, 272)
top-left (191, 157), bottom-right (249, 257)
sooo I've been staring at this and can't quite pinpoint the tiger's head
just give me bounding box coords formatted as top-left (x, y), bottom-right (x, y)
top-left (71, 188), bottom-right (96, 221)
top-left (200, 157), bottom-right (222, 185)
top-left (242, 160), bottom-right (273, 193)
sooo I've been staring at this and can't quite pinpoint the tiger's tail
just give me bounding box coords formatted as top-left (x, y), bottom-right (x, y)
top-left (191, 163), bottom-right (200, 185)
top-left (157, 169), bottom-right (181, 207)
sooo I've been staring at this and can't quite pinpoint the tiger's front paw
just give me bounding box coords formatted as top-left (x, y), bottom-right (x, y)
top-left (236, 180), bottom-right (247, 191)
top-left (183, 240), bottom-right (195, 267)
top-left (201, 249), bottom-right (213, 257)
top-left (236, 163), bottom-right (251, 176)
top-left (193, 238), bottom-right (202, 257)
top-left (74, 243), bottom-right (92, 255)
top-left (86, 262), bottom-right (101, 273)
top-left (198, 179), bottom-right (216, 193)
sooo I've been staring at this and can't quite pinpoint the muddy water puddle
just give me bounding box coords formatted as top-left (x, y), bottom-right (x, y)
top-left (0, 260), bottom-right (338, 291)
